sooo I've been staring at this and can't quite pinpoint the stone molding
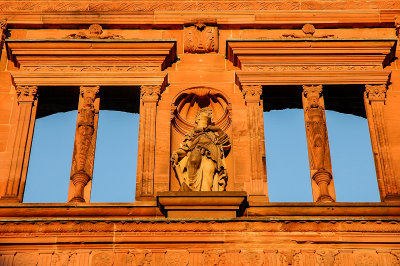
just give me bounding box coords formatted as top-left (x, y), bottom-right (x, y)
top-left (0, 86), bottom-right (38, 202)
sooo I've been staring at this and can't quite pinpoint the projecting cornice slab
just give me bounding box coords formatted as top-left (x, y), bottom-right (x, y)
top-left (227, 38), bottom-right (396, 86)
top-left (6, 39), bottom-right (175, 86)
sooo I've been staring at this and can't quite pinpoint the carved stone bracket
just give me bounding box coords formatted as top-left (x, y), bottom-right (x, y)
top-left (136, 85), bottom-right (164, 200)
top-left (69, 86), bottom-right (100, 203)
top-left (241, 85), bottom-right (268, 202)
top-left (302, 85), bottom-right (335, 203)
top-left (364, 84), bottom-right (399, 201)
top-left (1, 86), bottom-right (38, 202)
top-left (184, 24), bottom-right (218, 53)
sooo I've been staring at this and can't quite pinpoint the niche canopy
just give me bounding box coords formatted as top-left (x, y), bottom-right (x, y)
top-left (227, 38), bottom-right (396, 86)
top-left (6, 39), bottom-right (177, 86)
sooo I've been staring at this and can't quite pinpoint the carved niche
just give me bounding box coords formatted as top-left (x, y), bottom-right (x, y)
top-left (184, 24), bottom-right (218, 53)
top-left (170, 87), bottom-right (232, 191)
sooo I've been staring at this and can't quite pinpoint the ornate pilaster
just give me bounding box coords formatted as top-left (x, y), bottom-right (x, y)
top-left (68, 86), bottom-right (100, 203)
top-left (1, 86), bottom-right (38, 202)
top-left (241, 85), bottom-right (269, 202)
top-left (136, 85), bottom-right (162, 200)
top-left (302, 85), bottom-right (335, 202)
top-left (364, 84), bottom-right (399, 201)
top-left (0, 19), bottom-right (6, 55)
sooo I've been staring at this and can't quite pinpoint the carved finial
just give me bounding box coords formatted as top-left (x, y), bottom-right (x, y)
top-left (15, 86), bottom-right (38, 103)
top-left (302, 24), bottom-right (315, 37)
top-left (365, 84), bottom-right (387, 102)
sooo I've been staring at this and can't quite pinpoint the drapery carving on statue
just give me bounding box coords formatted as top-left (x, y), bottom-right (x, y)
top-left (70, 86), bottom-right (99, 202)
top-left (65, 24), bottom-right (123, 39)
top-left (303, 85), bottom-right (334, 202)
top-left (172, 87), bottom-right (231, 135)
top-left (282, 24), bottom-right (336, 39)
top-left (171, 108), bottom-right (231, 191)
top-left (184, 24), bottom-right (218, 53)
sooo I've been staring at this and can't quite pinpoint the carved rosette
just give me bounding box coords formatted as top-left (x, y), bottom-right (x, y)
top-left (69, 86), bottom-right (99, 203)
top-left (303, 85), bottom-right (334, 202)
top-left (16, 86), bottom-right (38, 103)
top-left (184, 24), bottom-right (218, 53)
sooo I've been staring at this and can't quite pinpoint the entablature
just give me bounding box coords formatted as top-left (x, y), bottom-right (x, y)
top-left (6, 39), bottom-right (176, 87)
top-left (227, 38), bottom-right (396, 86)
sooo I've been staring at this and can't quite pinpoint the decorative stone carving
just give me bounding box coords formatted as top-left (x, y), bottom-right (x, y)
top-left (302, 85), bottom-right (335, 202)
top-left (316, 249), bottom-right (338, 266)
top-left (165, 250), bottom-right (189, 266)
top-left (396, 16), bottom-right (400, 37)
top-left (0, 86), bottom-right (38, 202)
top-left (184, 24), bottom-right (218, 53)
top-left (364, 84), bottom-right (399, 201)
top-left (14, 253), bottom-right (39, 266)
top-left (65, 24), bottom-right (123, 39)
top-left (240, 85), bottom-right (268, 201)
top-left (240, 250), bottom-right (263, 266)
top-left (136, 85), bottom-right (164, 200)
top-left (171, 108), bottom-right (231, 191)
top-left (69, 86), bottom-right (99, 203)
top-left (282, 24), bottom-right (335, 38)
top-left (91, 251), bottom-right (115, 266)
top-left (127, 250), bottom-right (152, 266)
top-left (171, 87), bottom-right (232, 136)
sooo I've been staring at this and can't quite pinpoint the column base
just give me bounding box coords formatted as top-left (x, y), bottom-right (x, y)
top-left (248, 194), bottom-right (269, 206)
top-left (157, 191), bottom-right (248, 218)
top-left (0, 196), bottom-right (20, 203)
top-left (383, 195), bottom-right (400, 202)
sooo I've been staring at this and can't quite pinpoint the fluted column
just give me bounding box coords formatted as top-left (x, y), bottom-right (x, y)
top-left (1, 86), bottom-right (38, 202)
top-left (136, 85), bottom-right (162, 201)
top-left (241, 85), bottom-right (269, 202)
top-left (364, 84), bottom-right (400, 202)
top-left (68, 86), bottom-right (100, 203)
top-left (302, 85), bottom-right (336, 202)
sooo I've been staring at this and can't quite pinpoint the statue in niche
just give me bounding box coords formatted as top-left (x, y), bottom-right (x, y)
top-left (171, 108), bottom-right (231, 191)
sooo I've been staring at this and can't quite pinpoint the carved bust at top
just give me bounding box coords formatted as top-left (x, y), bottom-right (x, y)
top-left (171, 108), bottom-right (230, 191)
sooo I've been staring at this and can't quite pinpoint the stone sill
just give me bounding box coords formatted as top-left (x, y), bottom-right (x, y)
top-left (0, 202), bottom-right (399, 219)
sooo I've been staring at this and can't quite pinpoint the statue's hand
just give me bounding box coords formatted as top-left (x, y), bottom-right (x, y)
top-left (171, 152), bottom-right (179, 165)
top-left (206, 125), bottom-right (218, 132)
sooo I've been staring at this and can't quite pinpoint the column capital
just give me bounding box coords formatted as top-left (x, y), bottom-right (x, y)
top-left (302, 85), bottom-right (322, 97)
top-left (80, 85), bottom-right (99, 98)
top-left (241, 85), bottom-right (262, 102)
top-left (396, 16), bottom-right (400, 37)
top-left (140, 85), bottom-right (162, 102)
top-left (16, 86), bottom-right (38, 103)
top-left (365, 84), bottom-right (387, 102)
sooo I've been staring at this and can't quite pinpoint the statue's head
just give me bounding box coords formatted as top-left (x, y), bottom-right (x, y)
top-left (195, 107), bottom-right (213, 126)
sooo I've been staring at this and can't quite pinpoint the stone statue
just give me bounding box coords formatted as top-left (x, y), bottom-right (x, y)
top-left (171, 108), bottom-right (231, 191)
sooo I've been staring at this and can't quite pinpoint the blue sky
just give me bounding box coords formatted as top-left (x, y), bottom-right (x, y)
top-left (23, 109), bottom-right (380, 203)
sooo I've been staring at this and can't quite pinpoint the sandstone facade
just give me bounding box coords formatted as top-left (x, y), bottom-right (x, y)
top-left (0, 1), bottom-right (400, 265)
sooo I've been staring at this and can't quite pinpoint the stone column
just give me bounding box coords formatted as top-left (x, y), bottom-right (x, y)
top-left (302, 85), bottom-right (336, 202)
top-left (68, 86), bottom-right (100, 203)
top-left (1, 86), bottom-right (38, 202)
top-left (136, 85), bottom-right (162, 201)
top-left (364, 84), bottom-right (399, 201)
top-left (241, 85), bottom-right (269, 202)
